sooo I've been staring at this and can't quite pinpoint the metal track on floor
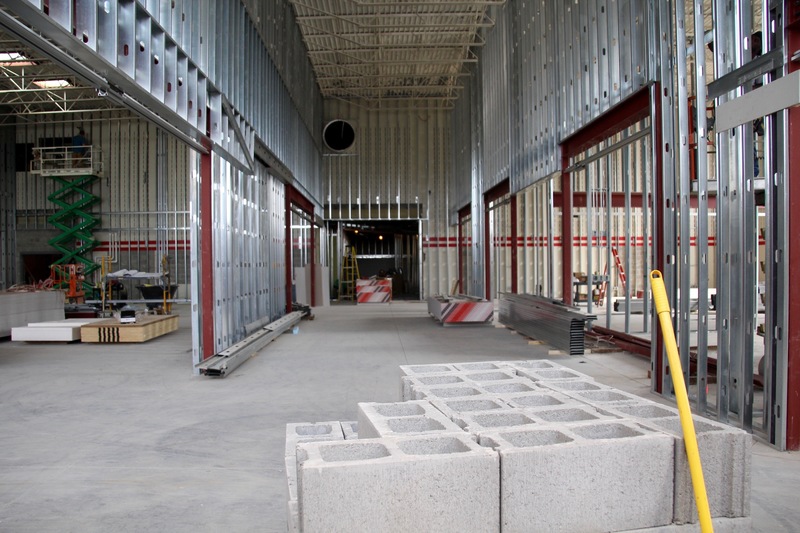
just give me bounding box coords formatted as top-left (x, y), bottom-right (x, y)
top-left (196, 311), bottom-right (304, 377)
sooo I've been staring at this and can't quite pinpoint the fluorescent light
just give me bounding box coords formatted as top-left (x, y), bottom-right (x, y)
top-left (33, 79), bottom-right (71, 89)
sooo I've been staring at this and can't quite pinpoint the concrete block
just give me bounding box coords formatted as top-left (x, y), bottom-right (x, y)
top-left (480, 421), bottom-right (674, 532)
top-left (357, 400), bottom-right (464, 439)
top-left (480, 379), bottom-right (540, 395)
top-left (521, 404), bottom-right (619, 425)
top-left (453, 361), bottom-right (505, 371)
top-left (502, 390), bottom-right (579, 409)
top-left (284, 421), bottom-right (345, 458)
top-left (428, 395), bottom-right (511, 428)
top-left (284, 421), bottom-right (346, 506)
top-left (641, 415), bottom-right (752, 523)
top-left (401, 373), bottom-right (467, 401)
top-left (624, 516), bottom-right (752, 532)
top-left (399, 363), bottom-right (458, 376)
top-left (296, 435), bottom-right (500, 533)
top-left (498, 359), bottom-right (564, 373)
top-left (458, 408), bottom-right (540, 433)
top-left (285, 455), bottom-right (298, 502)
top-left (567, 388), bottom-right (651, 407)
top-left (539, 379), bottom-right (606, 393)
top-left (410, 382), bottom-right (488, 401)
top-left (461, 369), bottom-right (518, 385)
top-left (287, 499), bottom-right (299, 533)
top-left (602, 402), bottom-right (680, 421)
top-left (340, 421), bottom-right (358, 440)
top-left (517, 367), bottom-right (593, 382)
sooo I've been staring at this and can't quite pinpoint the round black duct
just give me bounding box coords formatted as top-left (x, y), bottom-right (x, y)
top-left (323, 120), bottom-right (355, 152)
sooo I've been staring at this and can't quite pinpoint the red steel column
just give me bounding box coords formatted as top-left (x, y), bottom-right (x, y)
top-left (561, 162), bottom-right (573, 305)
top-left (310, 217), bottom-right (316, 308)
top-left (200, 140), bottom-right (215, 359)
top-left (652, 81), bottom-right (666, 394)
top-left (787, 104), bottom-right (800, 449)
top-left (457, 214), bottom-right (464, 294)
top-left (785, 2), bottom-right (800, 449)
top-left (285, 191), bottom-right (293, 314)
top-left (510, 194), bottom-right (518, 294)
top-left (559, 87), bottom-right (650, 306)
top-left (484, 202), bottom-right (491, 300)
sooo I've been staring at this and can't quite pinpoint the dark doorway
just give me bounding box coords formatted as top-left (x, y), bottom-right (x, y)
top-left (21, 253), bottom-right (61, 284)
top-left (335, 219), bottom-right (420, 300)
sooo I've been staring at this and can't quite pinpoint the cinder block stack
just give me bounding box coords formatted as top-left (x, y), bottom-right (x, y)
top-left (296, 434), bottom-right (499, 533)
top-left (284, 421), bottom-right (345, 533)
top-left (285, 360), bottom-right (752, 532)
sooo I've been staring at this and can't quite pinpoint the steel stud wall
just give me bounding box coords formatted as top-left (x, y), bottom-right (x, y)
top-left (0, 125), bottom-right (15, 289)
top-left (13, 113), bottom-right (192, 293)
top-left (323, 99), bottom-right (454, 298)
top-left (449, 0), bottom-right (795, 448)
top-left (205, 155), bottom-right (285, 357)
top-left (2, 1), bottom-right (323, 366)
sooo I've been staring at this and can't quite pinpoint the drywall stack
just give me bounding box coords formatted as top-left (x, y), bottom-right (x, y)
top-left (11, 318), bottom-right (107, 342)
top-left (285, 359), bottom-right (752, 532)
top-left (0, 290), bottom-right (64, 337)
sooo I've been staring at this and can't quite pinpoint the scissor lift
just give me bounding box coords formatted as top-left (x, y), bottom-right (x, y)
top-left (30, 145), bottom-right (103, 292)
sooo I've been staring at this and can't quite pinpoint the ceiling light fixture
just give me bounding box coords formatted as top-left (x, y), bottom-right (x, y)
top-left (33, 79), bottom-right (71, 89)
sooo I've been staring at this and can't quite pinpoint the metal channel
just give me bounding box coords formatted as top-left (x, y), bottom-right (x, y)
top-left (765, 2), bottom-right (789, 448)
top-left (196, 311), bottom-right (304, 377)
top-left (675, 0), bottom-right (692, 389)
top-left (0, 125), bottom-right (15, 289)
top-left (693, 0), bottom-right (709, 413)
top-left (499, 293), bottom-right (596, 356)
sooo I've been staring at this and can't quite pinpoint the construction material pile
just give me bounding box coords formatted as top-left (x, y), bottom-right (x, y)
top-left (285, 359), bottom-right (751, 533)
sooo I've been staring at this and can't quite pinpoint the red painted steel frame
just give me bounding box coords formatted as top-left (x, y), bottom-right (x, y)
top-left (559, 87), bottom-right (651, 307)
top-left (510, 195), bottom-right (518, 294)
top-left (785, 4), bottom-right (800, 450)
top-left (458, 204), bottom-right (470, 294)
top-left (285, 185), bottom-right (316, 314)
top-left (483, 179), bottom-right (511, 300)
top-left (200, 139), bottom-right (215, 359)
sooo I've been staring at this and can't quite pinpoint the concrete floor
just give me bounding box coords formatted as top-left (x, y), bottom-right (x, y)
top-left (1, 301), bottom-right (798, 532)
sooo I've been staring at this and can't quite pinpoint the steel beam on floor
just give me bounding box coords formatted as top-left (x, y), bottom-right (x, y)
top-left (196, 311), bottom-right (304, 377)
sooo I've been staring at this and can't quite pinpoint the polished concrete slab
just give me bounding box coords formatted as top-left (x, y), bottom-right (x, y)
top-left (1, 302), bottom-right (798, 532)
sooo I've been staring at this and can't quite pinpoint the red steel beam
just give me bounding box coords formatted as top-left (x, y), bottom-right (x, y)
top-left (559, 87), bottom-right (651, 306)
top-left (560, 87), bottom-right (651, 157)
top-left (200, 138), bottom-right (215, 359)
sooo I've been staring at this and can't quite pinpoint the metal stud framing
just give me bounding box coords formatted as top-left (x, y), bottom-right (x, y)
top-left (0, 125), bottom-right (15, 289)
top-left (450, 0), bottom-right (797, 449)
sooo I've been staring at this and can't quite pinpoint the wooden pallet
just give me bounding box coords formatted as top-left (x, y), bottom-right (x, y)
top-left (80, 314), bottom-right (179, 343)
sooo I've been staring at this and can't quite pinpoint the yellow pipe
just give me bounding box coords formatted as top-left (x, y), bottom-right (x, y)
top-left (650, 270), bottom-right (714, 533)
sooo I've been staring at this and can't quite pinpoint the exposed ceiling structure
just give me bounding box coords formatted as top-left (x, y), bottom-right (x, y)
top-left (0, 1), bottom-right (737, 123)
top-left (0, 29), bottom-right (121, 124)
top-left (289, 0), bottom-right (506, 107)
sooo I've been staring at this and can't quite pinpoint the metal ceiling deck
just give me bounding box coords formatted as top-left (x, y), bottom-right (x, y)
top-left (289, 0), bottom-right (505, 106)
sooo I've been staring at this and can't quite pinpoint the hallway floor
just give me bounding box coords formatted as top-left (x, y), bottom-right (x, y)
top-left (1, 302), bottom-right (797, 532)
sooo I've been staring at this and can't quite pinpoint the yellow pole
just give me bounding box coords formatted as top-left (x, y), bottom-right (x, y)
top-left (650, 270), bottom-right (714, 533)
